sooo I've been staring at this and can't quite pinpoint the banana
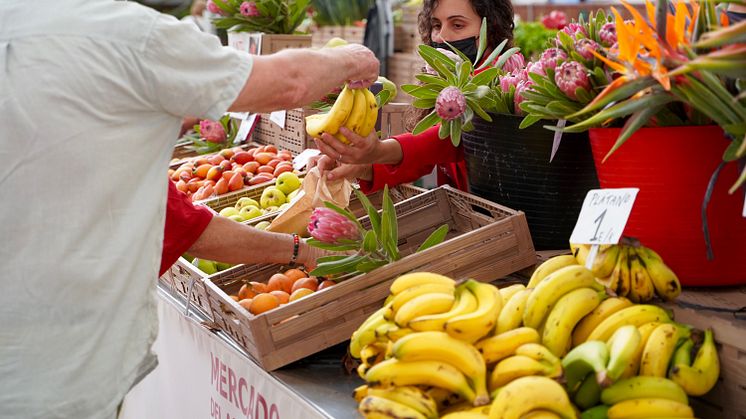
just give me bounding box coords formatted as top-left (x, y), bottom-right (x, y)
top-left (353, 384), bottom-right (369, 402)
top-left (606, 325), bottom-right (642, 382)
top-left (425, 386), bottom-right (464, 411)
top-left (359, 342), bottom-right (390, 378)
top-left (542, 287), bottom-right (604, 357)
top-left (376, 323), bottom-right (415, 342)
top-left (385, 282), bottom-right (455, 320)
top-left (573, 297), bottom-right (634, 346)
top-left (640, 323), bottom-right (688, 377)
top-left (573, 373), bottom-right (601, 410)
top-left (390, 272), bottom-right (456, 296)
top-left (358, 87), bottom-right (379, 137)
top-left (367, 386), bottom-right (439, 419)
top-left (600, 376), bottom-right (689, 405)
top-left (621, 322), bottom-right (662, 379)
top-left (669, 337), bottom-right (694, 371)
top-left (670, 329), bottom-right (719, 396)
top-left (523, 265), bottom-right (602, 330)
top-left (498, 283), bottom-right (526, 303)
top-left (365, 358), bottom-right (477, 404)
top-left (351, 308), bottom-right (390, 358)
top-left (626, 248), bottom-right (655, 303)
top-left (515, 343), bottom-right (562, 368)
top-left (496, 288), bottom-right (531, 334)
top-left (409, 284), bottom-right (477, 332)
top-left (358, 395), bottom-right (428, 419)
top-left (561, 340), bottom-right (610, 393)
top-left (487, 376), bottom-right (577, 419)
top-left (590, 245), bottom-right (622, 278)
top-left (488, 355), bottom-right (559, 390)
top-left (526, 255), bottom-right (578, 289)
top-left (580, 405), bottom-right (610, 419)
top-left (305, 84), bottom-right (355, 138)
top-left (522, 410), bottom-right (563, 419)
top-left (395, 293), bottom-right (455, 328)
top-left (442, 402), bottom-right (490, 416)
top-left (335, 88), bottom-right (368, 144)
top-left (606, 398), bottom-right (694, 419)
top-left (475, 327), bottom-right (541, 364)
top-left (636, 246), bottom-right (682, 301)
top-left (392, 331), bottom-right (489, 406)
top-left (571, 243), bottom-right (591, 266)
top-left (586, 304), bottom-right (672, 343)
top-left (441, 412), bottom-right (489, 419)
top-left (445, 280), bottom-right (502, 343)
top-left (611, 248), bottom-right (632, 298)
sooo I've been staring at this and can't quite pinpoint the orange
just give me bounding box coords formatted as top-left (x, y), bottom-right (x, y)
top-left (289, 288), bottom-right (314, 302)
top-left (250, 293), bottom-right (280, 315)
top-left (269, 290), bottom-right (290, 304)
top-left (238, 284), bottom-right (256, 300)
top-left (317, 280), bottom-right (336, 291)
top-left (283, 268), bottom-right (307, 283)
top-left (267, 273), bottom-right (292, 294)
top-left (238, 298), bottom-right (253, 310)
top-left (291, 277), bottom-right (319, 294)
top-left (229, 295), bottom-right (240, 302)
top-left (249, 281), bottom-right (269, 294)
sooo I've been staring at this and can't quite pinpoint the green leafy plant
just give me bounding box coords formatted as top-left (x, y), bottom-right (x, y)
top-left (210, 0), bottom-right (311, 34)
top-left (307, 185), bottom-right (449, 278)
top-left (311, 0), bottom-right (372, 26)
top-left (181, 114), bottom-right (241, 155)
top-left (513, 22), bottom-right (558, 60)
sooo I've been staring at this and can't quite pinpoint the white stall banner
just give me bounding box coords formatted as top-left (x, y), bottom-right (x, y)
top-left (121, 296), bottom-right (325, 419)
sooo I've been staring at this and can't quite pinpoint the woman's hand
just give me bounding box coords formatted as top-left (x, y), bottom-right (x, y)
top-left (307, 154), bottom-right (373, 182)
top-left (314, 127), bottom-right (381, 165)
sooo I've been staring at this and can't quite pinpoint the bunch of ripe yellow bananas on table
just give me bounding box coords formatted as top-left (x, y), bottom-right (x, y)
top-left (349, 268), bottom-right (718, 419)
top-left (305, 84), bottom-right (378, 144)
top-left (569, 242), bottom-right (682, 303)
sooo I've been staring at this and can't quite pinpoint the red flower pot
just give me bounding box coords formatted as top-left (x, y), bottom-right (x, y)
top-left (589, 126), bottom-right (746, 286)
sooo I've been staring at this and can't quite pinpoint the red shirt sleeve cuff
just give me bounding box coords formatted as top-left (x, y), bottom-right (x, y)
top-left (160, 182), bottom-right (214, 276)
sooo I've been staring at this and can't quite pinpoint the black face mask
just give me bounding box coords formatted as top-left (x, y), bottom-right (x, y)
top-left (430, 36), bottom-right (479, 64)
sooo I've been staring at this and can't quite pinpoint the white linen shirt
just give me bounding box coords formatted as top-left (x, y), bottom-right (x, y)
top-left (0, 1), bottom-right (252, 417)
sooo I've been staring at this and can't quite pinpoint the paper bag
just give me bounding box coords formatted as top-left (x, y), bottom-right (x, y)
top-left (266, 167), bottom-right (353, 236)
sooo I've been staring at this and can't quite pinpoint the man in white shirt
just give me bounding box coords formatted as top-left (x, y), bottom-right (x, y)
top-left (0, 1), bottom-right (378, 418)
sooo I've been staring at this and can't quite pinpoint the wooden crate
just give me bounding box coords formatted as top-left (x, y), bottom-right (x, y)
top-left (312, 25), bottom-right (366, 47)
top-left (260, 34), bottom-right (311, 54)
top-left (660, 287), bottom-right (746, 419)
top-left (387, 53), bottom-right (424, 103)
top-left (203, 185), bottom-right (536, 370)
top-left (251, 108), bottom-right (312, 155)
top-left (168, 142), bottom-right (259, 169)
top-left (379, 103), bottom-right (409, 139)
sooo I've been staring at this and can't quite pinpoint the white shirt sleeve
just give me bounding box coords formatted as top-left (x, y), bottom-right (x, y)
top-left (141, 15), bottom-right (252, 120)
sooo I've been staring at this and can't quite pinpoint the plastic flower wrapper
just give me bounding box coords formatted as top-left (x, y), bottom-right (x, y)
top-left (402, 18), bottom-right (520, 146)
top-left (307, 186), bottom-right (449, 278)
top-left (209, 0), bottom-right (311, 34)
top-left (182, 114), bottom-right (241, 155)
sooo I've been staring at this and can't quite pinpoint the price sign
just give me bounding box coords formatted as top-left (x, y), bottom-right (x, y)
top-left (234, 113), bottom-right (258, 144)
top-left (269, 110), bottom-right (286, 129)
top-left (293, 148), bottom-right (320, 171)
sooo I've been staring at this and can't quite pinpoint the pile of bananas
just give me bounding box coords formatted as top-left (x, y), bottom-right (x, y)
top-left (570, 241), bottom-right (682, 303)
top-left (305, 84), bottom-right (378, 144)
top-left (349, 268), bottom-right (719, 419)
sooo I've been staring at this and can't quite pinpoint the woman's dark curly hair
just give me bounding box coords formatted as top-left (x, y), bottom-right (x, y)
top-left (404, 0), bottom-right (515, 131)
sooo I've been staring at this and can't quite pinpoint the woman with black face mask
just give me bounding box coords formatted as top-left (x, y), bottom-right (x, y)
top-left (310, 0), bottom-right (515, 193)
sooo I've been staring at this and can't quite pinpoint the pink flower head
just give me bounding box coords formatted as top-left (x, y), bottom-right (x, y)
top-left (561, 23), bottom-right (588, 39)
top-left (599, 22), bottom-right (617, 47)
top-left (435, 86), bottom-right (467, 121)
top-left (539, 48), bottom-right (568, 72)
top-left (555, 61), bottom-right (591, 101)
top-left (541, 10), bottom-right (568, 30)
top-left (526, 61), bottom-right (546, 77)
top-left (574, 38), bottom-right (600, 61)
top-left (308, 208), bottom-right (361, 244)
top-left (199, 120), bottom-right (227, 143)
top-left (502, 52), bottom-right (526, 74)
top-left (514, 80), bottom-right (534, 114)
top-left (207, 0), bottom-right (226, 16)
top-left (498, 73), bottom-right (522, 93)
top-left (239, 1), bottom-right (260, 17)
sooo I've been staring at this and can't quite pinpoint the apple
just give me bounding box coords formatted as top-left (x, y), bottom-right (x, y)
top-left (264, 206), bottom-right (279, 213)
top-left (254, 221), bottom-right (271, 230)
top-left (239, 205), bottom-right (263, 221)
top-left (275, 172), bottom-right (302, 195)
top-left (182, 253), bottom-right (195, 263)
top-left (286, 189), bottom-right (300, 203)
top-left (219, 207), bottom-right (240, 218)
top-left (227, 214), bottom-right (244, 223)
top-left (235, 197), bottom-right (260, 210)
top-left (324, 37), bottom-right (348, 48)
top-left (215, 262), bottom-right (232, 272)
top-left (377, 76), bottom-right (397, 103)
top-left (192, 258), bottom-right (217, 275)
top-left (260, 187), bottom-right (286, 209)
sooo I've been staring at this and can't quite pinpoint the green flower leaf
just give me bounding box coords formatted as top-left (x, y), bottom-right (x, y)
top-left (415, 74), bottom-right (450, 87)
top-left (438, 119), bottom-right (451, 139)
top-left (456, 60), bottom-right (472, 87)
top-left (307, 238), bottom-right (361, 251)
top-left (354, 189), bottom-right (381, 238)
top-left (316, 255), bottom-right (351, 263)
top-left (362, 230), bottom-right (378, 253)
top-left (412, 109), bottom-right (440, 135)
top-left (493, 47), bottom-right (521, 70)
top-left (413, 98), bottom-right (437, 109)
top-left (476, 38), bottom-right (509, 71)
top-left (474, 17), bottom-right (489, 65)
top-left (450, 118), bottom-right (463, 143)
top-left (602, 105), bottom-right (662, 163)
top-left (310, 255), bottom-right (367, 277)
top-left (465, 97), bottom-right (492, 122)
top-left (380, 185), bottom-right (400, 261)
top-left (322, 201), bottom-right (364, 233)
top-left (356, 258), bottom-right (389, 273)
top-left (520, 114), bottom-right (542, 129)
top-left (471, 67), bottom-right (499, 87)
top-left (417, 224), bottom-right (450, 252)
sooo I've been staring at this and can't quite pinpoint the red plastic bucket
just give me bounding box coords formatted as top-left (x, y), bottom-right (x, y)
top-left (589, 126), bottom-right (746, 286)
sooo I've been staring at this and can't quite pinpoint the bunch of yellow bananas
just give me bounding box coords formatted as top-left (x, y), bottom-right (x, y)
top-left (570, 242), bottom-right (682, 303)
top-left (305, 84), bottom-right (378, 144)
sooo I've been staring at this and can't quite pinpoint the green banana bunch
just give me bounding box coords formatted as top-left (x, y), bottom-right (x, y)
top-left (305, 84), bottom-right (379, 144)
top-left (561, 340), bottom-right (610, 393)
top-left (605, 325), bottom-right (642, 383)
top-left (573, 373), bottom-right (601, 410)
top-left (669, 329), bottom-right (720, 396)
top-left (580, 405), bottom-right (609, 419)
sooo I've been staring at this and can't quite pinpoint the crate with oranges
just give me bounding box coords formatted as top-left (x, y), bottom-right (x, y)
top-left (227, 268), bottom-right (336, 315)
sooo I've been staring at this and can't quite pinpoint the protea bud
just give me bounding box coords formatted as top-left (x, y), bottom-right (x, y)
top-left (541, 10), bottom-right (568, 30)
top-left (502, 52), bottom-right (526, 74)
top-left (555, 61), bottom-right (591, 101)
top-left (498, 73), bottom-right (522, 93)
top-left (239, 1), bottom-right (260, 17)
top-left (199, 120), bottom-right (226, 143)
top-left (561, 23), bottom-right (589, 39)
top-left (540, 48), bottom-right (568, 72)
top-left (574, 38), bottom-right (600, 61)
top-left (435, 86), bottom-right (467, 121)
top-left (207, 0), bottom-right (227, 15)
top-left (514, 80), bottom-right (534, 115)
top-left (599, 22), bottom-right (618, 47)
top-left (526, 61), bottom-right (546, 77)
top-left (308, 208), bottom-right (361, 244)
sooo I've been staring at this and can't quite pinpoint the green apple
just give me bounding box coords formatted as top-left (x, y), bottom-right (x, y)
top-left (239, 205), bottom-right (262, 221)
top-left (264, 206), bottom-right (279, 213)
top-left (182, 253), bottom-right (195, 263)
top-left (235, 197), bottom-right (260, 210)
top-left (228, 214), bottom-right (244, 222)
top-left (215, 262), bottom-right (232, 272)
top-left (323, 37), bottom-right (348, 48)
top-left (260, 186), bottom-right (286, 209)
top-left (219, 207), bottom-right (240, 218)
top-left (377, 76), bottom-right (397, 105)
top-left (275, 172), bottom-right (302, 195)
top-left (254, 221), bottom-right (271, 230)
top-left (286, 188), bottom-right (300, 203)
top-left (192, 258), bottom-right (217, 275)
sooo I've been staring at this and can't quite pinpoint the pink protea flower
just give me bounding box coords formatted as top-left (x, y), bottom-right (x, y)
top-left (526, 61), bottom-right (546, 77)
top-left (435, 86), bottom-right (467, 121)
top-left (539, 48), bottom-right (568, 72)
top-left (308, 208), bottom-right (361, 244)
top-left (514, 80), bottom-right (534, 114)
top-left (498, 73), bottom-right (523, 93)
top-left (598, 22), bottom-right (617, 47)
top-left (574, 38), bottom-right (600, 61)
top-left (561, 23), bottom-right (588, 39)
top-left (206, 0), bottom-right (226, 16)
top-left (555, 61), bottom-right (591, 101)
top-left (502, 52), bottom-right (526, 74)
top-left (199, 120), bottom-right (226, 143)
top-left (239, 1), bottom-right (260, 17)
top-left (541, 10), bottom-right (568, 30)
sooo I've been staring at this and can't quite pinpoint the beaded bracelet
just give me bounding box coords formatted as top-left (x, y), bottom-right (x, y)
top-left (288, 233), bottom-right (300, 267)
